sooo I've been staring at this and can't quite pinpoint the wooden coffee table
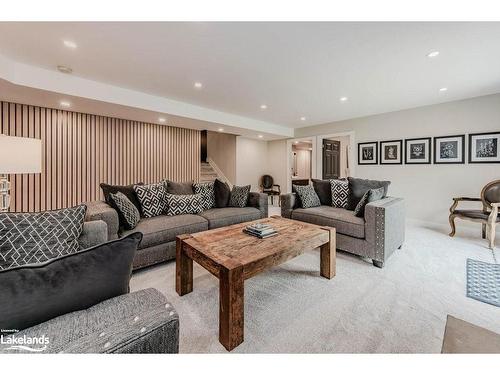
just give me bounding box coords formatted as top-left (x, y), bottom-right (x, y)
top-left (175, 216), bottom-right (336, 351)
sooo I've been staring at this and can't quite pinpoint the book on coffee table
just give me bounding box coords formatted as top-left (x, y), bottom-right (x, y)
top-left (243, 223), bottom-right (278, 238)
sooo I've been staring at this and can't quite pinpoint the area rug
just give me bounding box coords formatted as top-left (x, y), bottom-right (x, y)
top-left (466, 259), bottom-right (500, 307)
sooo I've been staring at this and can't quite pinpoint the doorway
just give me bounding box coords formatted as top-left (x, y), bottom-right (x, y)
top-left (286, 137), bottom-right (317, 193)
top-left (322, 139), bottom-right (341, 179)
top-left (316, 132), bottom-right (355, 180)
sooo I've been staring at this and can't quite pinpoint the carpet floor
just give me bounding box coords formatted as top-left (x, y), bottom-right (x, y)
top-left (130, 219), bottom-right (500, 353)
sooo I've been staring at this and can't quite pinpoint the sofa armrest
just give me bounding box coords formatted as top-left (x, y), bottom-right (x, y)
top-left (365, 197), bottom-right (405, 262)
top-left (84, 201), bottom-right (119, 240)
top-left (78, 220), bottom-right (108, 249)
top-left (247, 192), bottom-right (268, 218)
top-left (280, 193), bottom-right (298, 219)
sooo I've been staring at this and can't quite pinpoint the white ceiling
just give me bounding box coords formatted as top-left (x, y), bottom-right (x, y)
top-left (0, 22), bottom-right (500, 131)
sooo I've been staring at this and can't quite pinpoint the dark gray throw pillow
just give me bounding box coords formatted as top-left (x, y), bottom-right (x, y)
top-left (347, 177), bottom-right (390, 210)
top-left (165, 193), bottom-right (204, 216)
top-left (0, 232), bottom-right (142, 332)
top-left (229, 185), bottom-right (251, 208)
top-left (312, 179), bottom-right (332, 206)
top-left (214, 179), bottom-right (231, 208)
top-left (164, 180), bottom-right (194, 195)
top-left (0, 205), bottom-right (86, 271)
top-left (293, 184), bottom-right (321, 209)
top-left (100, 182), bottom-right (144, 215)
top-left (353, 187), bottom-right (385, 217)
top-left (109, 191), bottom-right (141, 230)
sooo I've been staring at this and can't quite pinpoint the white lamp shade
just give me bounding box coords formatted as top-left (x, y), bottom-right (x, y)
top-left (0, 135), bottom-right (42, 174)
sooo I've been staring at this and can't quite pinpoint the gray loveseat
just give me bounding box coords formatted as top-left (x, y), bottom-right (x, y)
top-left (281, 194), bottom-right (405, 267)
top-left (1, 221), bottom-right (179, 354)
top-left (85, 192), bottom-right (268, 270)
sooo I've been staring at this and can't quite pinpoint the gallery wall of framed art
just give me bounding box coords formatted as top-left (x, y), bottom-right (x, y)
top-left (357, 132), bottom-right (500, 165)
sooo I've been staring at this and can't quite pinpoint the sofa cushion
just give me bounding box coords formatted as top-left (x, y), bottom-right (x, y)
top-left (165, 193), bottom-right (204, 216)
top-left (164, 180), bottom-right (193, 195)
top-left (214, 179), bottom-right (231, 208)
top-left (121, 214), bottom-right (208, 249)
top-left (0, 232), bottom-right (141, 332)
top-left (293, 184), bottom-right (321, 208)
top-left (354, 187), bottom-right (385, 217)
top-left (193, 181), bottom-right (216, 210)
top-left (229, 185), bottom-right (251, 208)
top-left (291, 206), bottom-right (365, 238)
top-left (0, 205), bottom-right (86, 271)
top-left (100, 182), bottom-right (144, 215)
top-left (198, 207), bottom-right (262, 229)
top-left (347, 177), bottom-right (391, 210)
top-left (0, 288), bottom-right (178, 354)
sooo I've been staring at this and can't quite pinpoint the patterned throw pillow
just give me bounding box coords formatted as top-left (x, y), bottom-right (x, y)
top-left (109, 191), bottom-right (141, 230)
top-left (353, 187), bottom-right (385, 217)
top-left (134, 182), bottom-right (167, 218)
top-left (229, 185), bottom-right (251, 208)
top-left (293, 184), bottom-right (321, 209)
top-left (165, 193), bottom-right (204, 216)
top-left (193, 181), bottom-right (216, 211)
top-left (0, 205), bottom-right (86, 271)
top-left (330, 179), bottom-right (349, 208)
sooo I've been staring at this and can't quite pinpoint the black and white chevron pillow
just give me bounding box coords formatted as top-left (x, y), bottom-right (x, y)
top-left (293, 184), bottom-right (321, 208)
top-left (330, 179), bottom-right (349, 208)
top-left (193, 181), bottom-right (216, 211)
top-left (229, 185), bottom-right (250, 208)
top-left (109, 191), bottom-right (141, 230)
top-left (0, 205), bottom-right (86, 270)
top-left (134, 182), bottom-right (167, 218)
top-left (165, 193), bottom-right (204, 216)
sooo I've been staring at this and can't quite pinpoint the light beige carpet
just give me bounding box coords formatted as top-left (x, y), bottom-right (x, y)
top-left (130, 221), bottom-right (500, 353)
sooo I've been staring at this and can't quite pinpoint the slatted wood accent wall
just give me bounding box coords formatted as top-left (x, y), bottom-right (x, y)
top-left (0, 101), bottom-right (201, 212)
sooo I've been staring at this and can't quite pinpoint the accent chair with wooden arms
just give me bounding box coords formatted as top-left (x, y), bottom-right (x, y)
top-left (449, 179), bottom-right (500, 249)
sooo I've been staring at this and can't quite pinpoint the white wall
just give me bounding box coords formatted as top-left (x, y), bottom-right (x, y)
top-left (267, 140), bottom-right (288, 193)
top-left (292, 93), bottom-right (500, 226)
top-left (235, 137), bottom-right (269, 192)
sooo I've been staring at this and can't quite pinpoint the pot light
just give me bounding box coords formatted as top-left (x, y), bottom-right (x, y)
top-left (340, 96), bottom-right (348, 102)
top-left (427, 51), bottom-right (440, 58)
top-left (439, 87), bottom-right (448, 92)
top-left (194, 82), bottom-right (203, 89)
top-left (57, 65), bottom-right (73, 74)
top-left (300, 116), bottom-right (306, 121)
top-left (158, 117), bottom-right (166, 123)
top-left (60, 101), bottom-right (71, 108)
top-left (260, 104), bottom-right (267, 110)
top-left (218, 128), bottom-right (224, 132)
top-left (258, 135), bottom-right (263, 138)
top-left (63, 40), bottom-right (77, 49)
top-left (294, 141), bottom-right (299, 144)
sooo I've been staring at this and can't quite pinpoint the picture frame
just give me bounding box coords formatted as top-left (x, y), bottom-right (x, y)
top-left (404, 137), bottom-right (431, 164)
top-left (380, 140), bottom-right (402, 165)
top-left (358, 142), bottom-right (378, 165)
top-left (468, 131), bottom-right (500, 163)
top-left (433, 135), bottom-right (465, 164)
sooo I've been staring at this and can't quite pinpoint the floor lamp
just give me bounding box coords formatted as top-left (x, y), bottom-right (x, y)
top-left (0, 135), bottom-right (42, 212)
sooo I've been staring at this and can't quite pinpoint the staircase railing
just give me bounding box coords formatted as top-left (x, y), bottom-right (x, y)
top-left (206, 157), bottom-right (233, 189)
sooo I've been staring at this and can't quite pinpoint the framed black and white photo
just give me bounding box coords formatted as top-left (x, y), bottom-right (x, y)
top-left (469, 132), bottom-right (500, 163)
top-left (380, 140), bottom-right (402, 165)
top-left (358, 142), bottom-right (378, 165)
top-left (405, 137), bottom-right (431, 164)
top-left (433, 135), bottom-right (465, 164)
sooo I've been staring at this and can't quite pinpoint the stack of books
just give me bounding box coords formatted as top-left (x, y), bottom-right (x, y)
top-left (243, 223), bottom-right (278, 239)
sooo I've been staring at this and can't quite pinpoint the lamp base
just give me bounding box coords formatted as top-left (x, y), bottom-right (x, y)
top-left (0, 174), bottom-right (10, 212)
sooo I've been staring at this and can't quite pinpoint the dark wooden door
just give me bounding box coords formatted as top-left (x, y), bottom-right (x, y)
top-left (322, 139), bottom-right (340, 179)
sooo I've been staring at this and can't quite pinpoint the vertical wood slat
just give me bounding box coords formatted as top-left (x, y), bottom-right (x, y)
top-left (0, 100), bottom-right (201, 212)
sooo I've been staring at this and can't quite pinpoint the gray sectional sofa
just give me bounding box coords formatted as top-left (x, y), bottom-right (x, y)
top-left (85, 192), bottom-right (268, 270)
top-left (281, 193), bottom-right (405, 268)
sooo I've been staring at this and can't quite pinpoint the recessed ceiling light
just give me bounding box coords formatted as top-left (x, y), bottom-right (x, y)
top-left (294, 141), bottom-right (299, 144)
top-left (260, 104), bottom-right (267, 110)
top-left (158, 117), bottom-right (166, 123)
top-left (340, 97), bottom-right (348, 102)
top-left (427, 51), bottom-right (440, 58)
top-left (300, 117), bottom-right (306, 121)
top-left (439, 87), bottom-right (448, 92)
top-left (218, 128), bottom-right (224, 132)
top-left (258, 134), bottom-right (263, 138)
top-left (194, 82), bottom-right (203, 89)
top-left (57, 65), bottom-right (73, 74)
top-left (60, 101), bottom-right (71, 107)
top-left (63, 40), bottom-right (77, 49)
